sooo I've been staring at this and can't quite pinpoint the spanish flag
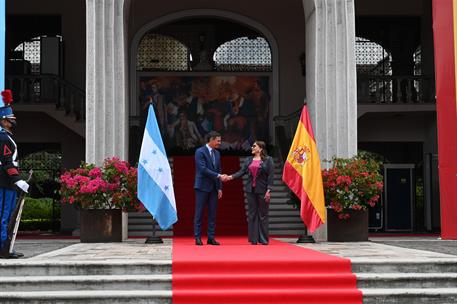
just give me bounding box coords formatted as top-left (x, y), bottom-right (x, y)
top-left (282, 105), bottom-right (325, 233)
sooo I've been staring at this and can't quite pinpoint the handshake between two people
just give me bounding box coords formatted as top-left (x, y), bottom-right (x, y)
top-left (217, 174), bottom-right (271, 202)
top-left (218, 174), bottom-right (233, 182)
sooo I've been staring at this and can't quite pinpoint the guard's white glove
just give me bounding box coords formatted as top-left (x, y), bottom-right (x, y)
top-left (15, 180), bottom-right (29, 193)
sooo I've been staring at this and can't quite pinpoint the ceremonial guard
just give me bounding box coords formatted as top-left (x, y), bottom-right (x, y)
top-left (0, 90), bottom-right (29, 258)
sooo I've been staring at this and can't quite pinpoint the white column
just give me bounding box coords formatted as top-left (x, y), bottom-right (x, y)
top-left (86, 0), bottom-right (129, 165)
top-left (304, 0), bottom-right (357, 161)
top-left (303, 0), bottom-right (357, 241)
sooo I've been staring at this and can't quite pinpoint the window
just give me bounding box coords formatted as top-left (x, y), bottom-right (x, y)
top-left (137, 34), bottom-right (190, 71)
top-left (213, 37), bottom-right (271, 72)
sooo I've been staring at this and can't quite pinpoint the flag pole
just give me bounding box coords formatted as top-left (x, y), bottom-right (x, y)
top-left (145, 217), bottom-right (163, 244)
top-left (288, 191), bottom-right (315, 243)
top-left (296, 228), bottom-right (315, 243)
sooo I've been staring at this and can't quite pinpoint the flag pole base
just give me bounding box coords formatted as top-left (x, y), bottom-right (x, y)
top-left (145, 236), bottom-right (163, 244)
top-left (296, 235), bottom-right (316, 243)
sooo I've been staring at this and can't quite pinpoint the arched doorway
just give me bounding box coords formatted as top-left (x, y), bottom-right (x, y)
top-left (129, 10), bottom-right (279, 162)
top-left (129, 11), bottom-right (278, 236)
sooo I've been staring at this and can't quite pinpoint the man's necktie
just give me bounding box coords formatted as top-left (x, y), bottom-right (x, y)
top-left (211, 149), bottom-right (216, 167)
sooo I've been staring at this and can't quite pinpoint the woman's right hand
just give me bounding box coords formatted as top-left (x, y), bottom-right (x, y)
top-left (264, 190), bottom-right (271, 203)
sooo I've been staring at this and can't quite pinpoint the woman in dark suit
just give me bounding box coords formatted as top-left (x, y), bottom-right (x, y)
top-left (228, 141), bottom-right (274, 245)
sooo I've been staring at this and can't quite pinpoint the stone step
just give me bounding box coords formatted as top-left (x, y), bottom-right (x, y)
top-left (0, 261), bottom-right (171, 277)
top-left (352, 260), bottom-right (457, 274)
top-left (357, 273), bottom-right (457, 289)
top-left (269, 229), bottom-right (305, 235)
top-left (269, 223), bottom-right (306, 229)
top-left (361, 288), bottom-right (457, 304)
top-left (0, 274), bottom-right (172, 292)
top-left (268, 204), bottom-right (297, 210)
top-left (0, 290), bottom-right (171, 304)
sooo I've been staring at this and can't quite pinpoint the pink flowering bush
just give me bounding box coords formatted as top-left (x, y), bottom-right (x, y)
top-left (322, 153), bottom-right (383, 220)
top-left (59, 157), bottom-right (141, 211)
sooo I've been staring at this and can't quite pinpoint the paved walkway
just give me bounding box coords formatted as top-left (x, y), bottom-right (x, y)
top-left (4, 237), bottom-right (455, 264)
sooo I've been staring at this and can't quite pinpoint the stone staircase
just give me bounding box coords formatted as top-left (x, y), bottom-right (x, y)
top-left (1, 255), bottom-right (456, 303)
top-left (0, 261), bottom-right (172, 303)
top-left (14, 103), bottom-right (85, 137)
top-left (128, 157), bottom-right (305, 237)
top-left (355, 259), bottom-right (457, 303)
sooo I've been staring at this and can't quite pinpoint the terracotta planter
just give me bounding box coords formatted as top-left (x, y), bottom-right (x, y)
top-left (327, 209), bottom-right (368, 242)
top-left (80, 209), bottom-right (127, 243)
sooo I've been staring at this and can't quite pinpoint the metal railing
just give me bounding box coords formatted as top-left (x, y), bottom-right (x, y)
top-left (357, 75), bottom-right (435, 104)
top-left (5, 74), bottom-right (85, 121)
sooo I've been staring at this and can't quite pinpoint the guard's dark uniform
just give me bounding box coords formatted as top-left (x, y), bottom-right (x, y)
top-left (0, 128), bottom-right (19, 252)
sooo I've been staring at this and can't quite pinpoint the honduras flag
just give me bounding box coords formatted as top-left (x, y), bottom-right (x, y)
top-left (137, 105), bottom-right (177, 230)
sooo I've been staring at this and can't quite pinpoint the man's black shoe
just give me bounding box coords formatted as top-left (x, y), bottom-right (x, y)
top-left (1, 252), bottom-right (23, 259)
top-left (9, 252), bottom-right (23, 259)
top-left (207, 239), bottom-right (220, 245)
top-left (12, 251), bottom-right (24, 258)
top-left (195, 237), bottom-right (203, 246)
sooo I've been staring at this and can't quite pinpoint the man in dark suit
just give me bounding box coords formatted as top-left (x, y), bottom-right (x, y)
top-left (194, 131), bottom-right (226, 246)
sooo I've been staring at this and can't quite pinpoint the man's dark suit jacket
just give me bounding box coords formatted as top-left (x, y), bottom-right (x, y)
top-left (194, 145), bottom-right (222, 192)
top-left (232, 156), bottom-right (274, 194)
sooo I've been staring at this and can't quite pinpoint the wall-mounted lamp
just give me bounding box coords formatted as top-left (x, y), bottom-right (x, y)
top-left (299, 52), bottom-right (306, 77)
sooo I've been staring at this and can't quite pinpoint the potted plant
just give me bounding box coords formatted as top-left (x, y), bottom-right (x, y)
top-left (59, 157), bottom-right (141, 242)
top-left (322, 152), bottom-right (383, 241)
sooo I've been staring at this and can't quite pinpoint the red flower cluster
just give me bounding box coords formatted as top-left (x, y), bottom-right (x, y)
top-left (322, 154), bottom-right (383, 220)
top-left (60, 157), bottom-right (142, 211)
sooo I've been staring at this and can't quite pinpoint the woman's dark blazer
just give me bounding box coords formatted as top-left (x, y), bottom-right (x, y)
top-left (232, 156), bottom-right (274, 194)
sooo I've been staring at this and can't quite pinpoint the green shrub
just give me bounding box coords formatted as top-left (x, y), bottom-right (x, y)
top-left (20, 151), bottom-right (62, 199)
top-left (19, 197), bottom-right (61, 231)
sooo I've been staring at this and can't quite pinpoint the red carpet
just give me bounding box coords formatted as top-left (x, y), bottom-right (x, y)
top-left (172, 156), bottom-right (247, 236)
top-left (172, 237), bottom-right (362, 304)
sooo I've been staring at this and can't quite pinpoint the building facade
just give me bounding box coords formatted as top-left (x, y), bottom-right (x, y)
top-left (6, 0), bottom-right (454, 238)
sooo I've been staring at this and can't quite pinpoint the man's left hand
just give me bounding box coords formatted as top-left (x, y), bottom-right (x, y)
top-left (218, 190), bottom-right (223, 199)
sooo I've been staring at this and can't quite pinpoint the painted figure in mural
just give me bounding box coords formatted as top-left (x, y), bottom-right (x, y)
top-left (247, 79), bottom-right (270, 141)
top-left (0, 90), bottom-right (29, 259)
top-left (193, 131), bottom-right (227, 246)
top-left (226, 141), bottom-right (274, 245)
top-left (141, 82), bottom-right (167, 141)
top-left (174, 111), bottom-right (203, 150)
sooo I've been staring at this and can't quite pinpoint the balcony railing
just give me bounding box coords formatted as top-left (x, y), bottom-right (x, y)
top-left (357, 75), bottom-right (435, 104)
top-left (5, 74), bottom-right (85, 121)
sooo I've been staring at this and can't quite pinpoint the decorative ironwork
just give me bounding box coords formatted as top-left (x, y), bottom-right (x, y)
top-left (137, 33), bottom-right (190, 71)
top-left (5, 74), bottom-right (85, 120)
top-left (414, 46), bottom-right (422, 76)
top-left (214, 37), bottom-right (272, 72)
top-left (14, 39), bottom-right (41, 74)
top-left (356, 37), bottom-right (391, 75)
